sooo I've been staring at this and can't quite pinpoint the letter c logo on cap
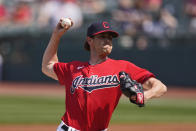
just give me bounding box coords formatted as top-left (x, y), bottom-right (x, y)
top-left (103, 22), bottom-right (110, 29)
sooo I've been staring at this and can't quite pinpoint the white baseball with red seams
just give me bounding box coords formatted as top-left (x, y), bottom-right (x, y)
top-left (61, 18), bottom-right (72, 27)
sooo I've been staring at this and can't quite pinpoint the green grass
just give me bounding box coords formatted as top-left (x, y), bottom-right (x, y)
top-left (0, 96), bottom-right (64, 124)
top-left (111, 98), bottom-right (196, 124)
top-left (0, 95), bottom-right (196, 124)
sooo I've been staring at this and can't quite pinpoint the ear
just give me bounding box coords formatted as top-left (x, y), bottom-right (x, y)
top-left (87, 37), bottom-right (93, 46)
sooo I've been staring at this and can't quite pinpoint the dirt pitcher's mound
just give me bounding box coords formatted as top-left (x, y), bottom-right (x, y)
top-left (109, 123), bottom-right (196, 131)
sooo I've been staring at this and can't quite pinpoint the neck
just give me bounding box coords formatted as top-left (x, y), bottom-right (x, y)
top-left (89, 56), bottom-right (108, 65)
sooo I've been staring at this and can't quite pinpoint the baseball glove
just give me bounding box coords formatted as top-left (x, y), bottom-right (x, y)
top-left (119, 71), bottom-right (144, 107)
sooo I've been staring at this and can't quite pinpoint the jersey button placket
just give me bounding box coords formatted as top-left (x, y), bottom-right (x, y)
top-left (87, 65), bottom-right (94, 130)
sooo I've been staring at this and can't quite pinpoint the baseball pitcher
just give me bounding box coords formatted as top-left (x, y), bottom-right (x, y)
top-left (42, 18), bottom-right (167, 131)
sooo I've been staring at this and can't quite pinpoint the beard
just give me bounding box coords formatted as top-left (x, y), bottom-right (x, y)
top-left (98, 45), bottom-right (112, 58)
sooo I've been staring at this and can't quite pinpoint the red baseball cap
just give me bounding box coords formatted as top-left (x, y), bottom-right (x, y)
top-left (84, 21), bottom-right (119, 51)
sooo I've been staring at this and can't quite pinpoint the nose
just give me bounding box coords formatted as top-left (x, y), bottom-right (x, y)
top-left (104, 38), bottom-right (112, 45)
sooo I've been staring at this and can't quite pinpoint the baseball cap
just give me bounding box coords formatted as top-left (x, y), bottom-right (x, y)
top-left (84, 21), bottom-right (119, 51)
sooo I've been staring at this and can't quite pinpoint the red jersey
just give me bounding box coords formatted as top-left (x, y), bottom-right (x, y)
top-left (53, 58), bottom-right (154, 131)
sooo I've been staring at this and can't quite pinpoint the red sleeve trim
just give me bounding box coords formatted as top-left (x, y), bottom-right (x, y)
top-left (53, 63), bottom-right (65, 85)
top-left (137, 73), bottom-right (155, 84)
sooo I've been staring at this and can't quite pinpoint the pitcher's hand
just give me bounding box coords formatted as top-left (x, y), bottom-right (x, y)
top-left (53, 18), bottom-right (73, 38)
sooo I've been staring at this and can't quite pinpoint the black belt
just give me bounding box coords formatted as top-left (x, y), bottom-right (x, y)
top-left (61, 125), bottom-right (69, 131)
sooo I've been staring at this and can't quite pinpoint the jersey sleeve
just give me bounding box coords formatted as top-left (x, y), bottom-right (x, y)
top-left (126, 62), bottom-right (155, 84)
top-left (53, 62), bottom-right (69, 85)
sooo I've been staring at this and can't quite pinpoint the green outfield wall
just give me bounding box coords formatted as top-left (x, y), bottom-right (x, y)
top-left (0, 31), bottom-right (196, 86)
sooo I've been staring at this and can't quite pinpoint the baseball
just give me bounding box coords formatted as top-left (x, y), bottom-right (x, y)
top-left (61, 18), bottom-right (72, 28)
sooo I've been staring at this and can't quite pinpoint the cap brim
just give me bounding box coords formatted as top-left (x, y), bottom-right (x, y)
top-left (92, 30), bottom-right (119, 38)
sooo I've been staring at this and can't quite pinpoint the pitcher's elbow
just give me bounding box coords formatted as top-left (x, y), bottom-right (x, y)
top-left (41, 64), bottom-right (47, 75)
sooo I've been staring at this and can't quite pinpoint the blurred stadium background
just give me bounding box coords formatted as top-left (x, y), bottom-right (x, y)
top-left (0, 0), bottom-right (196, 130)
